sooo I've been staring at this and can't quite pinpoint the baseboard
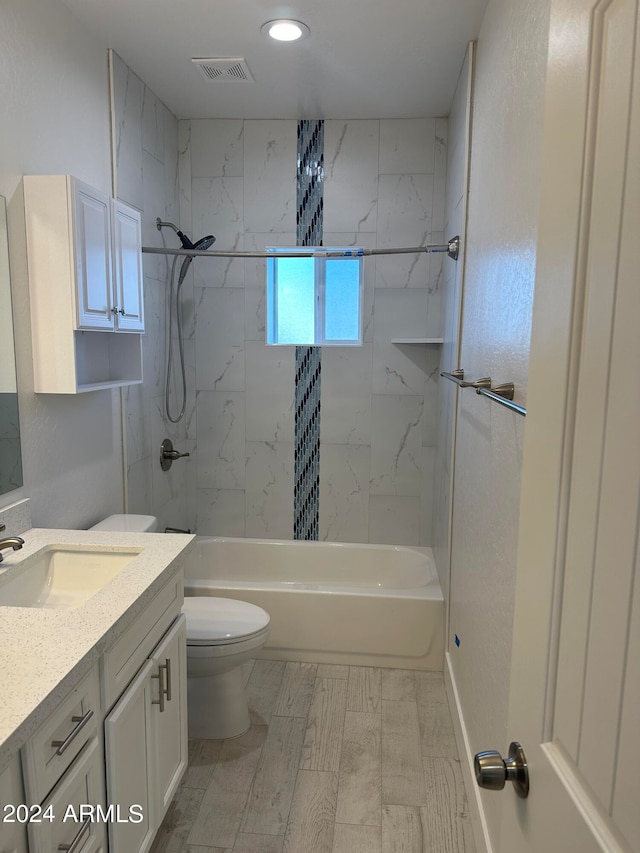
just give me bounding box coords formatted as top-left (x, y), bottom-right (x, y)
top-left (444, 652), bottom-right (494, 853)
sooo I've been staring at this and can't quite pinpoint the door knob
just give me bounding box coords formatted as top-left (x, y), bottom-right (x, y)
top-left (474, 741), bottom-right (529, 798)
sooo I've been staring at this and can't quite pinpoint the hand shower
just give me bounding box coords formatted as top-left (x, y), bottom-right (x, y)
top-left (156, 219), bottom-right (216, 423)
top-left (177, 234), bottom-right (216, 284)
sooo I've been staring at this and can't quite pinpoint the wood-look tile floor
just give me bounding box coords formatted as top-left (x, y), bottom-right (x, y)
top-left (150, 661), bottom-right (476, 853)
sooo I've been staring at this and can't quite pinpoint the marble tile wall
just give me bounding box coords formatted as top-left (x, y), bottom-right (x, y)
top-left (179, 117), bottom-right (448, 545)
top-left (111, 53), bottom-right (193, 533)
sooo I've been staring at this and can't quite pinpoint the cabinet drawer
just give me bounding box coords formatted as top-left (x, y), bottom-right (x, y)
top-left (22, 667), bottom-right (100, 806)
top-left (27, 737), bottom-right (106, 853)
top-left (101, 570), bottom-right (183, 710)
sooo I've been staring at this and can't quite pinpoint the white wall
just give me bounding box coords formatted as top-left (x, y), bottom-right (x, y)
top-left (0, 0), bottom-right (122, 527)
top-left (446, 0), bottom-right (551, 845)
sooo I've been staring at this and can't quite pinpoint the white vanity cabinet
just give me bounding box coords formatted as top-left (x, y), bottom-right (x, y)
top-left (0, 756), bottom-right (28, 853)
top-left (103, 577), bottom-right (187, 853)
top-left (23, 175), bottom-right (144, 393)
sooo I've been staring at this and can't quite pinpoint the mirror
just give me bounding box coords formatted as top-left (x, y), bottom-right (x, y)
top-left (0, 195), bottom-right (23, 495)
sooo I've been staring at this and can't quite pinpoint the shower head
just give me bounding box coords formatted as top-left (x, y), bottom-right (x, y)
top-left (178, 233), bottom-right (216, 284)
top-left (193, 234), bottom-right (216, 252)
top-left (156, 218), bottom-right (216, 252)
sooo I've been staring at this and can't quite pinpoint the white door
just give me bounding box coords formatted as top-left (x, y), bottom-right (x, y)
top-left (74, 180), bottom-right (114, 331)
top-left (104, 660), bottom-right (156, 853)
top-left (497, 0), bottom-right (640, 850)
top-left (28, 738), bottom-right (106, 853)
top-left (111, 199), bottom-right (145, 332)
top-left (149, 614), bottom-right (188, 817)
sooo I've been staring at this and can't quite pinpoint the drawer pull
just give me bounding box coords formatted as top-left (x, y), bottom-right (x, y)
top-left (58, 816), bottom-right (91, 852)
top-left (165, 657), bottom-right (172, 702)
top-left (152, 663), bottom-right (167, 712)
top-left (51, 710), bottom-right (94, 756)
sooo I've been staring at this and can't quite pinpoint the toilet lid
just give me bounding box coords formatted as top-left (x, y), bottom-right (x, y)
top-left (182, 597), bottom-right (270, 646)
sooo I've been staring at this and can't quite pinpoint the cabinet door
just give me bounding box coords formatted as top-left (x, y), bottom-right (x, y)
top-left (73, 181), bottom-right (114, 331)
top-left (149, 614), bottom-right (188, 817)
top-left (111, 200), bottom-right (145, 332)
top-left (104, 660), bottom-right (156, 853)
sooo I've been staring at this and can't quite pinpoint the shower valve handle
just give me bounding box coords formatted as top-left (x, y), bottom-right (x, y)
top-left (165, 449), bottom-right (189, 460)
top-left (160, 438), bottom-right (190, 471)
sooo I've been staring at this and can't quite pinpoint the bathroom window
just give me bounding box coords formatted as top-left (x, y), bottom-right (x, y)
top-left (266, 248), bottom-right (363, 345)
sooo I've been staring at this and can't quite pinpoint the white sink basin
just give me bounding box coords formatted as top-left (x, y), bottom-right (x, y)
top-left (0, 546), bottom-right (141, 609)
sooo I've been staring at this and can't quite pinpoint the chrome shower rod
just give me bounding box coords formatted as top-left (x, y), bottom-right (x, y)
top-left (142, 235), bottom-right (460, 261)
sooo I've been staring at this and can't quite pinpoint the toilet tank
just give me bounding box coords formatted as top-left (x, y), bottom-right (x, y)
top-left (89, 514), bottom-right (158, 533)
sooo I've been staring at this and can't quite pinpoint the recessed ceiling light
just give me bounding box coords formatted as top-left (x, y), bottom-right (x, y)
top-left (261, 19), bottom-right (310, 42)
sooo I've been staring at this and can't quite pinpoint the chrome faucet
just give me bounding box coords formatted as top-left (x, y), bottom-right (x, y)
top-left (0, 536), bottom-right (25, 563)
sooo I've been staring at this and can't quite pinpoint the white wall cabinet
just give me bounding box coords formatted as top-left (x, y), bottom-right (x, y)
top-left (23, 175), bottom-right (144, 393)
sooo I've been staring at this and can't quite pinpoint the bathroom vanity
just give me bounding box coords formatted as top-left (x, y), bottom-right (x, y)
top-left (0, 527), bottom-right (194, 853)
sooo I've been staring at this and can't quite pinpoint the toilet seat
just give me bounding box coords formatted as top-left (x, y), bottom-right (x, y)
top-left (182, 597), bottom-right (270, 646)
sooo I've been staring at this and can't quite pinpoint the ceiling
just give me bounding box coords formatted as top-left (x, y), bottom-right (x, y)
top-left (60, 0), bottom-right (488, 120)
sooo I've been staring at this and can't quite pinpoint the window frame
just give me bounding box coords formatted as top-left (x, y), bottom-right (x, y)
top-left (266, 247), bottom-right (364, 346)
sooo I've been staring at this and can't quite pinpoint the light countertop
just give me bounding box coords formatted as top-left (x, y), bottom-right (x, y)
top-left (0, 528), bottom-right (195, 772)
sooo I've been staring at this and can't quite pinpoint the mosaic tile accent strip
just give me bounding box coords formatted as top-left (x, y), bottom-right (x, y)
top-left (294, 119), bottom-right (324, 540)
top-left (294, 346), bottom-right (322, 540)
top-left (297, 120), bottom-right (325, 247)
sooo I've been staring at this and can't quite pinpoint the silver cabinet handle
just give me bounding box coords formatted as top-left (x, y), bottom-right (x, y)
top-left (152, 663), bottom-right (167, 712)
top-left (165, 657), bottom-right (172, 702)
top-left (51, 709), bottom-right (94, 756)
top-left (58, 817), bottom-right (91, 851)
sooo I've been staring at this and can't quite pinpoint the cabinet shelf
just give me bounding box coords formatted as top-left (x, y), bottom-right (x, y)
top-left (391, 337), bottom-right (444, 344)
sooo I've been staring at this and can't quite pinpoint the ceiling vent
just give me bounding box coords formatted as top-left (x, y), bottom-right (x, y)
top-left (192, 57), bottom-right (254, 82)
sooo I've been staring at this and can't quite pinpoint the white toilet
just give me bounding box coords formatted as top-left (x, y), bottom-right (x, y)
top-left (89, 514), bottom-right (270, 740)
top-left (182, 597), bottom-right (269, 739)
top-left (89, 513), bottom-right (158, 533)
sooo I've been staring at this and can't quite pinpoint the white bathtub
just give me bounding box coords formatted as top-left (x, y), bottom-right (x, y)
top-left (184, 537), bottom-right (444, 670)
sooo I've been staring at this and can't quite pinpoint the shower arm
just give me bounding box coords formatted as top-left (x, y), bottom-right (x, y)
top-left (142, 235), bottom-right (461, 261)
